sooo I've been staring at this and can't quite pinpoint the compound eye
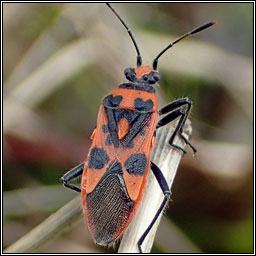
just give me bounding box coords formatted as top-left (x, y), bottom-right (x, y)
top-left (148, 72), bottom-right (160, 84)
top-left (152, 72), bottom-right (160, 82)
top-left (143, 75), bottom-right (148, 81)
top-left (124, 68), bottom-right (132, 76)
top-left (124, 68), bottom-right (137, 82)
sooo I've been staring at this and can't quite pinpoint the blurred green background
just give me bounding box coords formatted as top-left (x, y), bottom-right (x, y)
top-left (3, 2), bottom-right (253, 253)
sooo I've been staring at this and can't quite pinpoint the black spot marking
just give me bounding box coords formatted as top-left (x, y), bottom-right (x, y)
top-left (134, 98), bottom-right (154, 112)
top-left (125, 153), bottom-right (147, 175)
top-left (102, 125), bottom-right (109, 133)
top-left (124, 140), bottom-right (134, 149)
top-left (104, 95), bottom-right (123, 108)
top-left (104, 108), bottom-right (151, 148)
top-left (88, 147), bottom-right (109, 169)
top-left (106, 108), bottom-right (119, 148)
top-left (121, 113), bottom-right (151, 148)
top-left (114, 109), bottom-right (140, 126)
top-left (119, 83), bottom-right (155, 93)
top-left (140, 129), bottom-right (146, 136)
top-left (105, 135), bottom-right (112, 146)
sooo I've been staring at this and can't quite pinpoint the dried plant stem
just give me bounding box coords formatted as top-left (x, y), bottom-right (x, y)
top-left (118, 121), bottom-right (192, 253)
top-left (4, 121), bottom-right (192, 253)
top-left (4, 196), bottom-right (83, 253)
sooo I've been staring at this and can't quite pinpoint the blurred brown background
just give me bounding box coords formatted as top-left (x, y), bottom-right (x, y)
top-left (3, 2), bottom-right (253, 253)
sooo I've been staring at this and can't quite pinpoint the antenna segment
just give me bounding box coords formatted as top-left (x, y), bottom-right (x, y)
top-left (153, 21), bottom-right (216, 70)
top-left (106, 3), bottom-right (142, 67)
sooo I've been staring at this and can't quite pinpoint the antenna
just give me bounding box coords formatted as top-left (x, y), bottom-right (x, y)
top-left (106, 3), bottom-right (142, 67)
top-left (153, 21), bottom-right (216, 70)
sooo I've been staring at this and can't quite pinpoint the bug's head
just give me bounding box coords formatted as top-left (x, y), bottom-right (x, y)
top-left (124, 65), bottom-right (160, 85)
top-left (107, 3), bottom-right (216, 86)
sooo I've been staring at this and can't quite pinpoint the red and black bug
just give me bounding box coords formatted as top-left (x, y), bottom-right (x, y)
top-left (62, 3), bottom-right (215, 252)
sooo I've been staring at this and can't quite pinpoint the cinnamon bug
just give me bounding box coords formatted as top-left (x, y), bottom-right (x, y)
top-left (62, 3), bottom-right (215, 252)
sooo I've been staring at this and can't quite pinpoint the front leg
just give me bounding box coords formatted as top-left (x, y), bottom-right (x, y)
top-left (158, 97), bottom-right (192, 116)
top-left (157, 98), bottom-right (196, 154)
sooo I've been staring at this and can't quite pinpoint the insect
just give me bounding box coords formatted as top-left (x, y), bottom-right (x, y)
top-left (62, 3), bottom-right (215, 253)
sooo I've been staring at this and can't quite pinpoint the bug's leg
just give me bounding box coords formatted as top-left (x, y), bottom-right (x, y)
top-left (157, 98), bottom-right (197, 154)
top-left (138, 161), bottom-right (171, 253)
top-left (158, 97), bottom-right (192, 116)
top-left (157, 108), bottom-right (188, 153)
top-left (61, 162), bottom-right (85, 193)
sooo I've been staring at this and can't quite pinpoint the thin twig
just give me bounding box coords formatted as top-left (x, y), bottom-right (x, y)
top-left (4, 120), bottom-right (192, 253)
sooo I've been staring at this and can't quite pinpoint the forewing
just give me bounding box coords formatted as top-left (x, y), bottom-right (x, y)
top-left (81, 104), bottom-right (157, 245)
